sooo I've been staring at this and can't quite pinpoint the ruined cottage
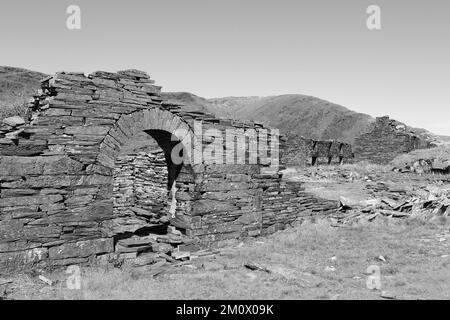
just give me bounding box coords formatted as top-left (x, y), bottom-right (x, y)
top-left (283, 135), bottom-right (353, 167)
top-left (0, 70), bottom-right (338, 272)
top-left (353, 116), bottom-right (433, 164)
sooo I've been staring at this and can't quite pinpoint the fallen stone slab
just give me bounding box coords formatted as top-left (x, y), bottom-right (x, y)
top-left (171, 251), bottom-right (191, 260)
top-left (133, 253), bottom-right (160, 266)
top-left (244, 261), bottom-right (271, 273)
top-left (117, 235), bottom-right (157, 247)
top-left (2, 116), bottom-right (25, 127)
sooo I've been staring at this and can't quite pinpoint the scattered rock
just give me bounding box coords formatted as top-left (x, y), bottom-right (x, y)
top-left (133, 252), bottom-right (160, 266)
top-left (202, 261), bottom-right (224, 271)
top-left (380, 291), bottom-right (396, 299)
top-left (244, 262), bottom-right (271, 273)
top-left (168, 226), bottom-right (183, 236)
top-left (151, 242), bottom-right (173, 254)
top-left (2, 116), bottom-right (25, 127)
top-left (38, 275), bottom-right (54, 286)
top-left (171, 251), bottom-right (190, 260)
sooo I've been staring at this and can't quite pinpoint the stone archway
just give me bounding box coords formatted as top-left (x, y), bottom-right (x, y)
top-left (1, 69), bottom-right (318, 273)
top-left (97, 108), bottom-right (199, 237)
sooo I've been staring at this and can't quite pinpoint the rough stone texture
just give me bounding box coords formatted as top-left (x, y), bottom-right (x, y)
top-left (353, 116), bottom-right (433, 164)
top-left (0, 69), bottom-right (338, 273)
top-left (283, 135), bottom-right (353, 167)
top-left (113, 151), bottom-right (169, 226)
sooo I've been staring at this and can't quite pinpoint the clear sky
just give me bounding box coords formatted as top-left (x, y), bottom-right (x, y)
top-left (0, 0), bottom-right (449, 135)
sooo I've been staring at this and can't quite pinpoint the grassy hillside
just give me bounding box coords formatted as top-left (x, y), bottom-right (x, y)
top-left (162, 92), bottom-right (450, 145)
top-left (160, 92), bottom-right (213, 114)
top-left (0, 66), bottom-right (47, 120)
top-left (163, 92), bottom-right (375, 143)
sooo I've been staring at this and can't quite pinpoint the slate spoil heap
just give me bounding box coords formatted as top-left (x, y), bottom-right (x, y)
top-left (335, 184), bottom-right (450, 224)
top-left (393, 158), bottom-right (450, 175)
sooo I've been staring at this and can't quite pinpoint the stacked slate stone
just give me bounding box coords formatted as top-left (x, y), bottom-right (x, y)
top-left (113, 151), bottom-right (169, 224)
top-left (354, 116), bottom-right (432, 164)
top-left (257, 172), bottom-right (338, 235)
top-left (171, 165), bottom-right (339, 243)
top-left (283, 135), bottom-right (353, 167)
top-left (340, 143), bottom-right (353, 163)
top-left (0, 116), bottom-right (34, 156)
top-left (114, 229), bottom-right (193, 262)
top-left (0, 70), bottom-right (179, 272)
top-left (180, 165), bottom-right (264, 242)
top-left (113, 155), bottom-right (136, 217)
top-left (134, 152), bottom-right (168, 221)
top-left (0, 69), bottom-right (339, 273)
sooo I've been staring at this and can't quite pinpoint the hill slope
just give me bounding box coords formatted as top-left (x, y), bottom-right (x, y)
top-left (163, 92), bottom-right (374, 143)
top-left (0, 66), bottom-right (48, 120)
top-left (1, 67), bottom-right (447, 145)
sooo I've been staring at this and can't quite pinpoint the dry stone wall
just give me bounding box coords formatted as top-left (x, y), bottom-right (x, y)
top-left (354, 116), bottom-right (432, 164)
top-left (283, 135), bottom-right (353, 167)
top-left (173, 164), bottom-right (338, 242)
top-left (113, 151), bottom-right (169, 225)
top-left (0, 69), bottom-right (339, 273)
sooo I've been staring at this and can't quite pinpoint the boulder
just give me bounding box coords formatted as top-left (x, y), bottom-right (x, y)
top-left (2, 116), bottom-right (25, 127)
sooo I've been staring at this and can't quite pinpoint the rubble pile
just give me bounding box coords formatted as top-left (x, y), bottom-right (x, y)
top-left (393, 158), bottom-right (450, 175)
top-left (335, 184), bottom-right (450, 224)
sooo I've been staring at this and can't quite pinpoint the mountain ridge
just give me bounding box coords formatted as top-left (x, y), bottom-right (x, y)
top-left (162, 92), bottom-right (376, 143)
top-left (1, 66), bottom-right (447, 145)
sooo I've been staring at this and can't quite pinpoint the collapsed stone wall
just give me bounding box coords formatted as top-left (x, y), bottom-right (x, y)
top-left (283, 135), bottom-right (353, 167)
top-left (0, 69), bottom-right (339, 273)
top-left (354, 116), bottom-right (433, 164)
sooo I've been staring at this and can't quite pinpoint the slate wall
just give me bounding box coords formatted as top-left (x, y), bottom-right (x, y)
top-left (353, 116), bottom-right (432, 164)
top-left (0, 70), bottom-right (338, 273)
top-left (283, 135), bottom-right (353, 167)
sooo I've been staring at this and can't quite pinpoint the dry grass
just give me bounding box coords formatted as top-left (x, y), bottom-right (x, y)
top-left (6, 218), bottom-right (450, 300)
top-left (283, 161), bottom-right (392, 180)
top-left (0, 101), bottom-right (28, 121)
top-left (0, 66), bottom-right (47, 122)
top-left (338, 161), bottom-right (392, 175)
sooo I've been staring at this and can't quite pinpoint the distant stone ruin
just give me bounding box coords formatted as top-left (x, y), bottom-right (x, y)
top-left (0, 70), bottom-right (338, 273)
top-left (283, 135), bottom-right (353, 167)
top-left (353, 116), bottom-right (433, 164)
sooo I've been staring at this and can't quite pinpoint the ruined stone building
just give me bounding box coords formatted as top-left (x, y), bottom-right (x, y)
top-left (283, 135), bottom-right (353, 167)
top-left (0, 70), bottom-right (338, 272)
top-left (353, 116), bottom-right (433, 164)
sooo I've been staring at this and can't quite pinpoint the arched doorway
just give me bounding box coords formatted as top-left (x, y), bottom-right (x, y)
top-left (113, 130), bottom-right (183, 227)
top-left (99, 108), bottom-right (197, 238)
